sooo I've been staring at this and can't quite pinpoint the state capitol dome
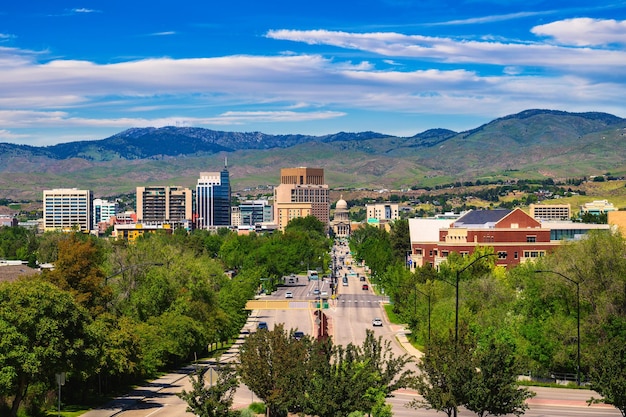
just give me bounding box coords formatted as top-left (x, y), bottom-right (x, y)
top-left (336, 196), bottom-right (348, 211)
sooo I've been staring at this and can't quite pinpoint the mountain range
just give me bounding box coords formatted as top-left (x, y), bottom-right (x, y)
top-left (1, 109), bottom-right (625, 201)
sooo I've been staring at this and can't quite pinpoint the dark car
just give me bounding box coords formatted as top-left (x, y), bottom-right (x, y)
top-left (362, 284), bottom-right (369, 290)
top-left (257, 321), bottom-right (268, 330)
top-left (293, 331), bottom-right (305, 340)
top-left (360, 276), bottom-right (366, 281)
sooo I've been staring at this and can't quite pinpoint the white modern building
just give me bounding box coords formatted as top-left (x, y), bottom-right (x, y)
top-left (43, 188), bottom-right (92, 232)
top-left (93, 198), bottom-right (117, 225)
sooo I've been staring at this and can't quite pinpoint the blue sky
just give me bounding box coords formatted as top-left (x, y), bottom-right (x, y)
top-left (1, 1), bottom-right (625, 146)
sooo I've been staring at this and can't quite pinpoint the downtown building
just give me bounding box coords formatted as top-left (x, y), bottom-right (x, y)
top-left (43, 188), bottom-right (92, 232)
top-left (196, 165), bottom-right (231, 230)
top-left (231, 199), bottom-right (273, 230)
top-left (136, 185), bottom-right (193, 230)
top-left (273, 167), bottom-right (330, 231)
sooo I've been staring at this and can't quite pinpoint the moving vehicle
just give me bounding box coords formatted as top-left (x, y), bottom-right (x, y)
top-left (257, 321), bottom-right (268, 330)
top-left (362, 284), bottom-right (369, 290)
top-left (293, 331), bottom-right (305, 340)
top-left (285, 291), bottom-right (293, 298)
top-left (372, 317), bottom-right (383, 327)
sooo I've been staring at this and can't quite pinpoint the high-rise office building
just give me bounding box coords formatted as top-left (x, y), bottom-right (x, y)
top-left (196, 163), bottom-right (231, 229)
top-left (136, 186), bottom-right (193, 227)
top-left (93, 198), bottom-right (117, 225)
top-left (232, 199), bottom-right (272, 228)
top-left (43, 188), bottom-right (92, 232)
top-left (273, 167), bottom-right (329, 231)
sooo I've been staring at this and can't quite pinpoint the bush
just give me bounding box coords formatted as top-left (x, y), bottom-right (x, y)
top-left (248, 402), bottom-right (266, 415)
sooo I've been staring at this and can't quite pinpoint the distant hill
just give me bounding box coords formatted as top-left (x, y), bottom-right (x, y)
top-left (1, 109), bottom-right (625, 200)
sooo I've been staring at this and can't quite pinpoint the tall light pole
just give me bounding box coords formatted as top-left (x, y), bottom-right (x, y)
top-left (535, 269), bottom-right (581, 386)
top-left (454, 253), bottom-right (497, 344)
top-left (414, 286), bottom-right (431, 343)
top-left (446, 252), bottom-right (497, 417)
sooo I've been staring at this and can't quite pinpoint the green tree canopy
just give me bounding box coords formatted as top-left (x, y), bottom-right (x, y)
top-left (0, 278), bottom-right (94, 417)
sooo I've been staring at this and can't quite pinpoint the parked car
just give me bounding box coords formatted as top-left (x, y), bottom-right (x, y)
top-left (362, 284), bottom-right (369, 290)
top-left (313, 288), bottom-right (320, 295)
top-left (285, 291), bottom-right (293, 298)
top-left (372, 317), bottom-right (383, 327)
top-left (257, 321), bottom-right (268, 330)
top-left (360, 276), bottom-right (366, 281)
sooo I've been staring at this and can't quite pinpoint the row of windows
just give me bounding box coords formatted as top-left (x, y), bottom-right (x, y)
top-left (415, 248), bottom-right (544, 260)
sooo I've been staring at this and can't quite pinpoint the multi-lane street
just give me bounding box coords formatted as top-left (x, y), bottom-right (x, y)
top-left (83, 241), bottom-right (622, 417)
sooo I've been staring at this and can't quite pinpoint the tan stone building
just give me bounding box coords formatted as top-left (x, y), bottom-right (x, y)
top-left (331, 196), bottom-right (351, 237)
top-left (529, 203), bottom-right (571, 221)
top-left (273, 167), bottom-right (329, 231)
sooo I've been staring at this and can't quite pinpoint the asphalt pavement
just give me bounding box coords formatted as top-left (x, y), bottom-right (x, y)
top-left (80, 306), bottom-right (608, 417)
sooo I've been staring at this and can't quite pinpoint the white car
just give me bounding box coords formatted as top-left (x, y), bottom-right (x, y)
top-left (372, 317), bottom-right (383, 327)
top-left (285, 291), bottom-right (293, 298)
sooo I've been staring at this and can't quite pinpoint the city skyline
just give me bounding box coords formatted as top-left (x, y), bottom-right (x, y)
top-left (1, 1), bottom-right (625, 146)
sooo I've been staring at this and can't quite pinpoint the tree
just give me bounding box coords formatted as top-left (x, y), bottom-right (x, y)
top-left (588, 319), bottom-right (626, 416)
top-left (237, 324), bottom-right (310, 417)
top-left (389, 218), bottom-right (410, 262)
top-left (43, 233), bottom-right (111, 316)
top-left (0, 278), bottom-right (94, 417)
top-left (178, 363), bottom-right (239, 417)
top-left (464, 331), bottom-right (534, 417)
top-left (304, 330), bottom-right (414, 417)
top-left (284, 215), bottom-right (326, 237)
top-left (410, 326), bottom-right (475, 417)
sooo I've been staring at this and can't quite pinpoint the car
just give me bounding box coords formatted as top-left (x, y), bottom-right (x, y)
top-left (285, 291), bottom-right (293, 298)
top-left (293, 331), bottom-right (305, 340)
top-left (313, 288), bottom-right (320, 295)
top-left (360, 276), bottom-right (366, 281)
top-left (321, 291), bottom-right (328, 296)
top-left (362, 284), bottom-right (369, 290)
top-left (257, 321), bottom-right (268, 330)
top-left (372, 317), bottom-right (383, 327)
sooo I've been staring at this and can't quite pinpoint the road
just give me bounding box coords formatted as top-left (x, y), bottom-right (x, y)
top-left (83, 241), bottom-right (622, 417)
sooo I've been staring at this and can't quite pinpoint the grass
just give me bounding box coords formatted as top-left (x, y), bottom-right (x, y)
top-left (45, 405), bottom-right (91, 417)
top-left (383, 304), bottom-right (403, 325)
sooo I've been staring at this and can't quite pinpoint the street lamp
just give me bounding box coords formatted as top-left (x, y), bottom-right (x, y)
top-left (535, 269), bottom-right (581, 386)
top-left (453, 253), bottom-right (497, 344)
top-left (413, 286), bottom-right (431, 343)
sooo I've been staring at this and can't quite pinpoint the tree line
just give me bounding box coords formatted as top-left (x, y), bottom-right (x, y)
top-left (350, 223), bottom-right (626, 415)
top-left (0, 216), bottom-right (330, 417)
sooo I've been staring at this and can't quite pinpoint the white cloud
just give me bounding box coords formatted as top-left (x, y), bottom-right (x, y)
top-left (265, 29), bottom-right (626, 71)
top-left (532, 18), bottom-right (626, 46)
top-left (431, 10), bottom-right (555, 26)
top-left (148, 31), bottom-right (177, 36)
top-left (0, 129), bottom-right (28, 140)
top-left (0, 109), bottom-right (345, 129)
top-left (71, 8), bottom-right (99, 13)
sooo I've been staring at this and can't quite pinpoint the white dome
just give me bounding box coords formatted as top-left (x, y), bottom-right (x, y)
top-left (336, 197), bottom-right (348, 210)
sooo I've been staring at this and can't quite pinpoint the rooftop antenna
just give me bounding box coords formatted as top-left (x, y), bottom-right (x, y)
top-left (224, 157), bottom-right (228, 169)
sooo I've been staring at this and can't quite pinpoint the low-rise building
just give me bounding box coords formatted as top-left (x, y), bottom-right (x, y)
top-left (529, 203), bottom-right (571, 221)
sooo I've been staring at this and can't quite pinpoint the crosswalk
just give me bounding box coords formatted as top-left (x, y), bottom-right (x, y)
top-left (336, 296), bottom-right (382, 307)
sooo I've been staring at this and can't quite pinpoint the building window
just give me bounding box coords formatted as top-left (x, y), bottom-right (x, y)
top-left (429, 250), bottom-right (433, 256)
top-left (498, 251), bottom-right (507, 259)
top-left (514, 251), bottom-right (518, 259)
top-left (526, 235), bottom-right (537, 242)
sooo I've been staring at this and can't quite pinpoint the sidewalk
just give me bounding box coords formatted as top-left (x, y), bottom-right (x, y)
top-left (392, 325), bottom-right (423, 360)
top-left (80, 369), bottom-right (192, 417)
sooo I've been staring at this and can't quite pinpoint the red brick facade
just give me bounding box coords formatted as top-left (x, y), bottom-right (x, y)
top-left (412, 209), bottom-right (559, 268)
